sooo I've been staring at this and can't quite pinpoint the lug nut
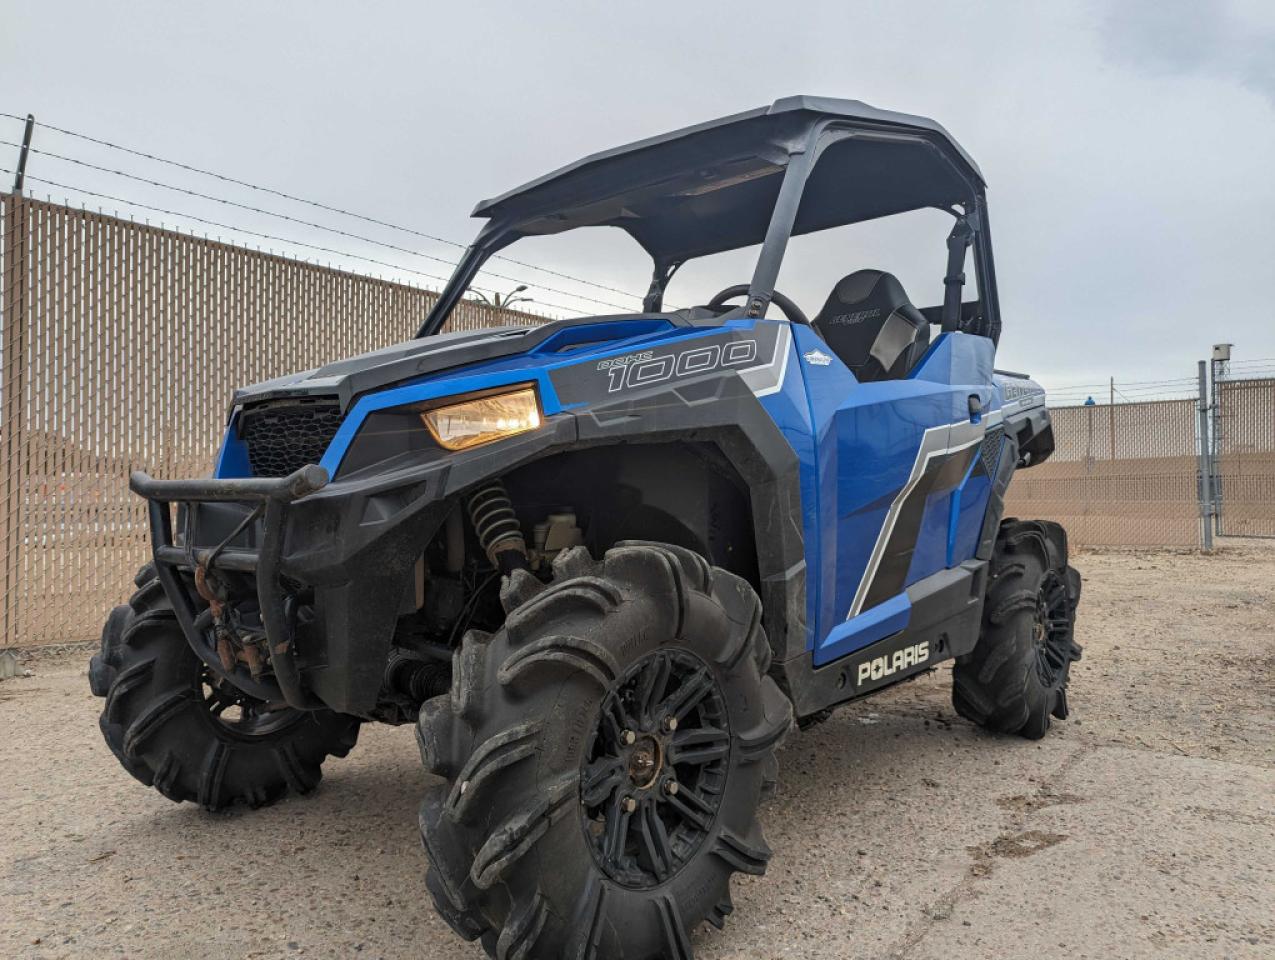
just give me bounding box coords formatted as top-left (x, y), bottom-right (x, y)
top-left (621, 796), bottom-right (637, 813)
top-left (662, 716), bottom-right (678, 733)
top-left (663, 779), bottom-right (679, 797)
top-left (620, 729), bottom-right (637, 746)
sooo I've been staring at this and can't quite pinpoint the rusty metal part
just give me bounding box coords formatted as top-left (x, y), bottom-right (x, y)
top-left (195, 564), bottom-right (248, 674)
top-left (241, 639), bottom-right (265, 679)
top-left (626, 735), bottom-right (664, 789)
top-left (193, 564), bottom-right (224, 619)
top-left (214, 631), bottom-right (237, 673)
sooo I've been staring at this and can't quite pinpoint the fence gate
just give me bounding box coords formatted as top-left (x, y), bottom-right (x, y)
top-left (1211, 364), bottom-right (1275, 538)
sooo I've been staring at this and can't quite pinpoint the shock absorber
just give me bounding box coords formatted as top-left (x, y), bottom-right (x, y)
top-left (386, 651), bottom-right (451, 703)
top-left (466, 479), bottom-right (528, 573)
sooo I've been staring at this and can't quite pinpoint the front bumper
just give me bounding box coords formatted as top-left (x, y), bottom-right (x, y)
top-left (130, 418), bottom-right (576, 716)
top-left (132, 458), bottom-right (454, 715)
top-left (132, 465), bottom-right (333, 710)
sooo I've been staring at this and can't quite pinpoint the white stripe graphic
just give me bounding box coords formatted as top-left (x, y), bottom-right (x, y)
top-left (741, 324), bottom-right (792, 398)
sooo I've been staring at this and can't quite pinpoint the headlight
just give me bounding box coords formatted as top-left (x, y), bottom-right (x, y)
top-left (421, 386), bottom-right (542, 451)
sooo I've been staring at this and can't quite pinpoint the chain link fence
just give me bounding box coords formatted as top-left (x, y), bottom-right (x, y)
top-left (1213, 368), bottom-right (1275, 538)
top-left (1004, 398), bottom-right (1204, 548)
top-left (1, 193), bottom-right (547, 648)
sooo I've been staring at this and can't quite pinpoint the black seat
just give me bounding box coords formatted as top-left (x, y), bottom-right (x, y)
top-left (811, 270), bottom-right (931, 381)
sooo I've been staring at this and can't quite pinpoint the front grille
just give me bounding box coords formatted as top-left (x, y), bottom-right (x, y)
top-left (239, 399), bottom-right (343, 478)
top-left (980, 425), bottom-right (1004, 476)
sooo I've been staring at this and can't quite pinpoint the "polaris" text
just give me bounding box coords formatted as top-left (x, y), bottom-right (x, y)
top-left (856, 641), bottom-right (930, 686)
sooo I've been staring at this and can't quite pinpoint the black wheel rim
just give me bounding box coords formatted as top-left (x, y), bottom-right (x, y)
top-left (579, 648), bottom-right (730, 889)
top-left (199, 668), bottom-right (299, 739)
top-left (1033, 572), bottom-right (1073, 687)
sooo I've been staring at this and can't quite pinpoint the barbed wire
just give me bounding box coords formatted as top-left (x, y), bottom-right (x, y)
top-left (0, 169), bottom-right (591, 317)
top-left (1046, 375), bottom-right (1198, 390)
top-left (1047, 365), bottom-right (1275, 403)
top-left (1046, 375), bottom-right (1202, 406)
top-left (1044, 391), bottom-right (1195, 402)
top-left (0, 111), bottom-right (654, 306)
top-left (4, 113), bottom-right (1270, 357)
top-left (1095, 384), bottom-right (1197, 396)
top-left (1225, 357), bottom-right (1275, 367)
top-left (1217, 368), bottom-right (1275, 382)
top-left (0, 138), bottom-right (634, 314)
top-left (1050, 395), bottom-right (1197, 408)
top-left (1029, 365), bottom-right (1275, 398)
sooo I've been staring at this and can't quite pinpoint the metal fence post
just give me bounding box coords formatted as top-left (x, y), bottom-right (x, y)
top-left (11, 115), bottom-right (35, 195)
top-left (1210, 345), bottom-right (1231, 537)
top-left (1108, 376), bottom-right (1115, 461)
top-left (1, 192), bottom-right (30, 645)
top-left (1197, 360), bottom-right (1214, 550)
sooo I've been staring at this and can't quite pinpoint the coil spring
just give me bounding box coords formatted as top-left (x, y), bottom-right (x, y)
top-left (386, 653), bottom-right (451, 702)
top-left (467, 480), bottom-right (526, 566)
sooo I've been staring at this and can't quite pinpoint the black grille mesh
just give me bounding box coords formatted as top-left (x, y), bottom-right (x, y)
top-left (239, 400), bottom-right (342, 478)
top-left (980, 425), bottom-right (1004, 476)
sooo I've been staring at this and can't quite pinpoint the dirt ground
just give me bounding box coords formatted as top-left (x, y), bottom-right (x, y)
top-left (2, 541), bottom-right (1273, 959)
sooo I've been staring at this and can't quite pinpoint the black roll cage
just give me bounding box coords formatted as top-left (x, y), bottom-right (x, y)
top-left (418, 112), bottom-right (1000, 342)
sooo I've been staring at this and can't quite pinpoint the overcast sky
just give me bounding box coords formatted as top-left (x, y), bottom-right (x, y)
top-left (3, 0), bottom-right (1273, 397)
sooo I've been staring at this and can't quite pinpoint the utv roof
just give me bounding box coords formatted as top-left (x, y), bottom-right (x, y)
top-left (472, 95), bottom-right (984, 263)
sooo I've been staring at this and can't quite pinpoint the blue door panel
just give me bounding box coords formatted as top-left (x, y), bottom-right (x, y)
top-left (794, 327), bottom-right (998, 667)
top-left (790, 327), bottom-right (958, 652)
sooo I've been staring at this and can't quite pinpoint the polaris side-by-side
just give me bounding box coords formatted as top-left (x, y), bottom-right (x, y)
top-left (90, 96), bottom-right (1081, 959)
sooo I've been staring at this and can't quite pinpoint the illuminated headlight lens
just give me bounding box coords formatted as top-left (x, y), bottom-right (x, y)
top-left (421, 387), bottom-right (542, 451)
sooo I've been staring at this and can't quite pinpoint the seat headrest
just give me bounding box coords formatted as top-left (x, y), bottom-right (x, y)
top-left (812, 269), bottom-right (930, 381)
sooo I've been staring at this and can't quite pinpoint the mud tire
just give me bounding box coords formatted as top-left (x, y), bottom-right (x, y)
top-left (89, 565), bottom-right (360, 811)
top-left (952, 519), bottom-right (1082, 740)
top-left (416, 542), bottom-right (792, 959)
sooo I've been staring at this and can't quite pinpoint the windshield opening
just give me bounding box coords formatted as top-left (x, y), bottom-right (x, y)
top-left (451, 227), bottom-right (655, 323)
top-left (770, 207), bottom-right (972, 325)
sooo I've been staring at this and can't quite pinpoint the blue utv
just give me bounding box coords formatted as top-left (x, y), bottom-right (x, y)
top-left (91, 96), bottom-right (1082, 959)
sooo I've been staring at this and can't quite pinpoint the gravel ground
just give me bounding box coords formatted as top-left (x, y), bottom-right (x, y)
top-left (2, 541), bottom-right (1273, 959)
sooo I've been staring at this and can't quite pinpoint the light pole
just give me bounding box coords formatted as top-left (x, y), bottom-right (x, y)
top-left (472, 284), bottom-right (533, 310)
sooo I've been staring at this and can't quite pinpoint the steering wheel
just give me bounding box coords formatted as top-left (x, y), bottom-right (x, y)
top-left (705, 284), bottom-right (811, 326)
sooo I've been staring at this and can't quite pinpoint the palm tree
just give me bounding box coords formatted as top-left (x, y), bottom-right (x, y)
top-left (471, 284), bottom-right (533, 310)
